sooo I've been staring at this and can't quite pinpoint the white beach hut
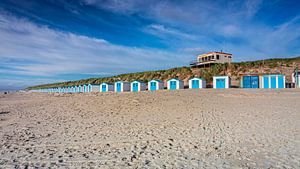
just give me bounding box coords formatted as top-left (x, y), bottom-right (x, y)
top-left (261, 74), bottom-right (285, 89)
top-left (167, 78), bottom-right (184, 90)
top-left (87, 84), bottom-right (100, 92)
top-left (292, 70), bottom-right (300, 88)
top-left (131, 81), bottom-right (146, 92)
top-left (71, 86), bottom-right (75, 93)
top-left (114, 81), bottom-right (130, 92)
top-left (78, 85), bottom-right (82, 93)
top-left (189, 77), bottom-right (206, 89)
top-left (100, 83), bottom-right (114, 92)
top-left (213, 76), bottom-right (230, 89)
top-left (148, 80), bottom-right (164, 91)
top-left (83, 84), bottom-right (88, 93)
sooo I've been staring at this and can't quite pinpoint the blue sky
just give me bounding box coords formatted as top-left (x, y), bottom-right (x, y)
top-left (0, 0), bottom-right (300, 91)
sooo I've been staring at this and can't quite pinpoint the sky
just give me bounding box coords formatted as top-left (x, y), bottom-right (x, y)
top-left (0, 0), bottom-right (300, 91)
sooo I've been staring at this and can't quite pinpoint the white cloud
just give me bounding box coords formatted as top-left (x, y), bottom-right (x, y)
top-left (0, 13), bottom-right (196, 90)
top-left (145, 24), bottom-right (197, 40)
top-left (0, 13), bottom-right (191, 78)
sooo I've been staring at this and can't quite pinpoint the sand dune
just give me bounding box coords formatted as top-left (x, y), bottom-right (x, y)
top-left (0, 89), bottom-right (299, 168)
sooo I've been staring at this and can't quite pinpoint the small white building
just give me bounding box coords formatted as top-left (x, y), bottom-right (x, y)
top-left (189, 77), bottom-right (206, 89)
top-left (131, 81), bottom-right (146, 92)
top-left (87, 84), bottom-right (100, 92)
top-left (100, 83), bottom-right (114, 92)
top-left (261, 74), bottom-right (285, 89)
top-left (83, 84), bottom-right (88, 93)
top-left (148, 80), bottom-right (164, 91)
top-left (115, 81), bottom-right (130, 92)
top-left (167, 78), bottom-right (184, 90)
top-left (78, 85), bottom-right (83, 93)
top-left (292, 70), bottom-right (300, 88)
top-left (213, 76), bottom-right (230, 89)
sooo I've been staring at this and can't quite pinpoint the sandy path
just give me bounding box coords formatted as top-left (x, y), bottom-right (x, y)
top-left (0, 89), bottom-right (299, 168)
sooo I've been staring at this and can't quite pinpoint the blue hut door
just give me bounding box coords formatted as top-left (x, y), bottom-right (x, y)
top-left (192, 80), bottom-right (199, 88)
top-left (170, 81), bottom-right (177, 90)
top-left (216, 79), bottom-right (225, 88)
top-left (271, 76), bottom-right (276, 88)
top-left (150, 82), bottom-right (156, 91)
top-left (278, 75), bottom-right (284, 88)
top-left (263, 76), bottom-right (269, 88)
top-left (132, 83), bottom-right (138, 92)
top-left (117, 83), bottom-right (121, 92)
top-left (102, 85), bottom-right (107, 92)
top-left (243, 76), bottom-right (251, 88)
top-left (251, 76), bottom-right (259, 88)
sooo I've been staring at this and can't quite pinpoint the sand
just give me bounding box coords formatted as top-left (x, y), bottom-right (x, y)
top-left (0, 89), bottom-right (299, 168)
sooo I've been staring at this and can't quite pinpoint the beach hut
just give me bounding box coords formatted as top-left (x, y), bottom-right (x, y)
top-left (213, 76), bottom-right (230, 89)
top-left (72, 86), bottom-right (76, 93)
top-left (114, 81), bottom-right (130, 92)
top-left (78, 85), bottom-right (82, 92)
top-left (292, 70), bottom-right (300, 88)
top-left (131, 81), bottom-right (146, 92)
top-left (261, 74), bottom-right (285, 89)
top-left (71, 86), bottom-right (75, 93)
top-left (100, 83), bottom-right (114, 92)
top-left (87, 84), bottom-right (92, 92)
top-left (167, 78), bottom-right (184, 90)
top-left (240, 74), bottom-right (260, 88)
top-left (189, 77), bottom-right (206, 89)
top-left (87, 84), bottom-right (99, 92)
top-left (148, 80), bottom-right (164, 91)
top-left (67, 87), bottom-right (71, 93)
top-left (83, 85), bottom-right (88, 93)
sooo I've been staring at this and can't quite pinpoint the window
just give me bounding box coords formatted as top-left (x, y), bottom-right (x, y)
top-left (216, 55), bottom-right (220, 60)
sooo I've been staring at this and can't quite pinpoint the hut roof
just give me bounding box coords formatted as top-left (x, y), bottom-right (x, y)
top-left (131, 80), bottom-right (146, 83)
top-left (101, 82), bottom-right (113, 85)
top-left (189, 77), bottom-right (204, 80)
top-left (167, 78), bottom-right (183, 82)
top-left (149, 79), bottom-right (163, 82)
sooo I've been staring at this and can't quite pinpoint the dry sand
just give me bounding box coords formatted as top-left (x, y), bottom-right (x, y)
top-left (0, 89), bottom-right (299, 168)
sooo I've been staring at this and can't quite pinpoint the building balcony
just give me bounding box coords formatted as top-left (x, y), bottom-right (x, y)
top-left (190, 59), bottom-right (217, 67)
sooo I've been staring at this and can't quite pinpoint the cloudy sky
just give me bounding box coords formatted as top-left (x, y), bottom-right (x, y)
top-left (0, 0), bottom-right (300, 91)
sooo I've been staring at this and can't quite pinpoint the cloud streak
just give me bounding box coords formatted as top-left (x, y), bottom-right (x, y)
top-left (0, 13), bottom-right (191, 90)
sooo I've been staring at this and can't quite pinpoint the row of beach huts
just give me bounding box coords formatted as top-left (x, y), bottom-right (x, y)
top-left (32, 73), bottom-right (300, 93)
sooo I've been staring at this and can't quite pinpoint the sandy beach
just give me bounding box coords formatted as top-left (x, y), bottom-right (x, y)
top-left (0, 89), bottom-right (299, 168)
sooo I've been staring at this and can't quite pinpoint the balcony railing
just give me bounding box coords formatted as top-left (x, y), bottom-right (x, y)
top-left (190, 59), bottom-right (217, 66)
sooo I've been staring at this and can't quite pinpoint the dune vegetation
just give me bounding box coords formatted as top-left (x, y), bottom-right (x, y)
top-left (27, 56), bottom-right (300, 90)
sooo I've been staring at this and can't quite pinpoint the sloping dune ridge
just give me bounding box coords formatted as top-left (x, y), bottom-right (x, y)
top-left (0, 89), bottom-right (299, 168)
